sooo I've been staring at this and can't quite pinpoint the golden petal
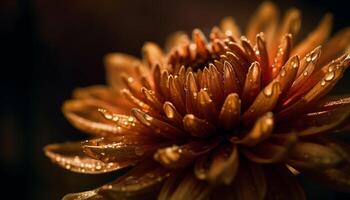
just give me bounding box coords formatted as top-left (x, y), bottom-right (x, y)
top-left (318, 27), bottom-right (350, 67)
top-left (62, 99), bottom-right (129, 136)
top-left (242, 132), bottom-right (297, 164)
top-left (192, 29), bottom-right (210, 59)
top-left (154, 139), bottom-right (219, 169)
top-left (161, 170), bottom-right (212, 200)
top-left (264, 165), bottom-right (306, 200)
top-left (218, 93), bottom-right (241, 130)
top-left (208, 64), bottom-right (224, 105)
top-left (223, 61), bottom-right (241, 96)
top-left (169, 75), bottom-right (186, 114)
top-left (197, 89), bottom-right (218, 123)
top-left (194, 143), bottom-right (239, 185)
top-left (104, 53), bottom-right (141, 89)
top-left (98, 160), bottom-right (169, 199)
top-left (141, 87), bottom-right (163, 111)
top-left (220, 16), bottom-right (241, 39)
top-left (273, 8), bottom-right (300, 48)
top-left (142, 42), bottom-right (165, 67)
top-left (82, 136), bottom-right (164, 163)
top-left (183, 114), bottom-right (216, 138)
top-left (242, 81), bottom-right (281, 125)
top-left (270, 34), bottom-right (292, 80)
top-left (185, 71), bottom-right (199, 114)
top-left (233, 112), bottom-right (274, 147)
top-left (256, 33), bottom-right (270, 86)
top-left (163, 101), bottom-right (183, 127)
top-left (292, 14), bottom-right (333, 58)
top-left (121, 74), bottom-right (145, 100)
top-left (44, 142), bottom-right (129, 174)
top-left (242, 62), bottom-right (261, 109)
top-left (121, 88), bottom-right (152, 112)
top-left (246, 1), bottom-right (279, 44)
top-left (132, 108), bottom-right (187, 139)
top-left (241, 37), bottom-right (257, 63)
top-left (274, 55), bottom-right (299, 98)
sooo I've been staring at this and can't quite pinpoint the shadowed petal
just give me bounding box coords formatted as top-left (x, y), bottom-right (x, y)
top-left (154, 139), bottom-right (220, 169)
top-left (183, 114), bottom-right (216, 138)
top-left (160, 170), bottom-right (212, 200)
top-left (218, 93), bottom-right (241, 130)
top-left (62, 190), bottom-right (103, 200)
top-left (212, 159), bottom-right (266, 200)
top-left (195, 143), bottom-right (239, 185)
top-left (242, 132), bottom-right (297, 164)
top-left (44, 142), bottom-right (130, 174)
top-left (242, 62), bottom-right (261, 109)
top-left (233, 112), bottom-right (274, 146)
top-left (98, 160), bottom-right (169, 200)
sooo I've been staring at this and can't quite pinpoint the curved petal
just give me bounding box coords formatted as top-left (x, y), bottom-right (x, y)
top-left (212, 159), bottom-right (266, 200)
top-left (72, 85), bottom-right (132, 114)
top-left (264, 165), bottom-right (306, 200)
top-left (242, 132), bottom-right (297, 164)
top-left (104, 53), bottom-right (142, 89)
top-left (63, 99), bottom-right (143, 136)
top-left (232, 112), bottom-right (274, 147)
top-left (98, 160), bottom-right (169, 200)
top-left (159, 169), bottom-right (212, 200)
top-left (62, 190), bottom-right (103, 200)
top-left (287, 141), bottom-right (344, 170)
top-left (164, 31), bottom-right (190, 51)
top-left (194, 143), bottom-right (239, 185)
top-left (82, 136), bottom-right (168, 163)
top-left (154, 139), bottom-right (220, 169)
top-left (44, 142), bottom-right (130, 174)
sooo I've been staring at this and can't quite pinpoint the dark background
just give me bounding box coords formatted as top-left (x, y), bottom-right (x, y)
top-left (1, 0), bottom-right (349, 199)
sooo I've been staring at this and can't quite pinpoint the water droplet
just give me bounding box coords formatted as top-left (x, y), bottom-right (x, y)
top-left (263, 86), bottom-right (273, 97)
top-left (320, 80), bottom-right (326, 86)
top-left (280, 68), bottom-right (286, 77)
top-left (303, 71), bottom-right (308, 76)
top-left (324, 71), bottom-right (335, 82)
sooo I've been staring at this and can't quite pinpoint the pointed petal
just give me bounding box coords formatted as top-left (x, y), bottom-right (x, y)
top-left (154, 139), bottom-right (219, 169)
top-left (218, 93), bottom-right (241, 130)
top-left (233, 112), bottom-right (274, 147)
top-left (270, 34), bottom-right (292, 79)
top-left (44, 142), bottom-right (129, 174)
top-left (165, 31), bottom-right (190, 51)
top-left (242, 132), bottom-right (297, 164)
top-left (242, 62), bottom-right (261, 109)
top-left (197, 89), bottom-right (218, 123)
top-left (242, 81), bottom-right (281, 125)
top-left (104, 53), bottom-right (141, 89)
top-left (223, 61), bottom-right (241, 96)
top-left (163, 101), bottom-right (183, 127)
top-left (264, 165), bottom-right (306, 200)
top-left (183, 114), bottom-right (216, 138)
top-left (195, 143), bottom-right (239, 185)
top-left (62, 191), bottom-right (103, 200)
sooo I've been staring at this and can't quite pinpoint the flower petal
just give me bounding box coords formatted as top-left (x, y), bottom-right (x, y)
top-left (98, 160), bottom-right (169, 199)
top-left (292, 14), bottom-right (333, 58)
top-left (160, 169), bottom-right (212, 200)
top-left (242, 132), bottom-right (297, 164)
top-left (264, 165), bottom-right (306, 200)
top-left (183, 114), bottom-right (216, 138)
top-left (194, 143), bottom-right (239, 185)
top-left (242, 62), bottom-right (261, 109)
top-left (142, 42), bottom-right (165, 67)
top-left (62, 191), bottom-right (103, 200)
top-left (82, 136), bottom-right (167, 163)
top-left (233, 112), bottom-right (274, 147)
top-left (219, 16), bottom-right (241, 39)
top-left (44, 142), bottom-right (129, 174)
top-left (212, 159), bottom-right (266, 200)
top-left (287, 141), bottom-right (344, 170)
top-left (154, 139), bottom-right (220, 169)
top-left (63, 99), bottom-right (135, 136)
top-left (104, 53), bottom-right (141, 89)
top-left (246, 1), bottom-right (278, 44)
top-left (218, 93), bottom-right (241, 130)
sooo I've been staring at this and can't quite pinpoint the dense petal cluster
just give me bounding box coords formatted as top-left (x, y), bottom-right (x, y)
top-left (45, 2), bottom-right (350, 200)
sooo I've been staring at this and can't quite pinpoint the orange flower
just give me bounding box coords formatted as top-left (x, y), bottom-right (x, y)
top-left (45, 2), bottom-right (350, 199)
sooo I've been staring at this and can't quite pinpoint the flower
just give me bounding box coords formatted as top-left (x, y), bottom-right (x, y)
top-left (45, 2), bottom-right (350, 200)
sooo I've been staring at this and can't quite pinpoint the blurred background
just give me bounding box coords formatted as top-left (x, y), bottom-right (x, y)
top-left (1, 0), bottom-right (349, 199)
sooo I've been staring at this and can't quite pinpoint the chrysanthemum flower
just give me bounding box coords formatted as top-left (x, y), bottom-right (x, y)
top-left (45, 2), bottom-right (350, 199)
